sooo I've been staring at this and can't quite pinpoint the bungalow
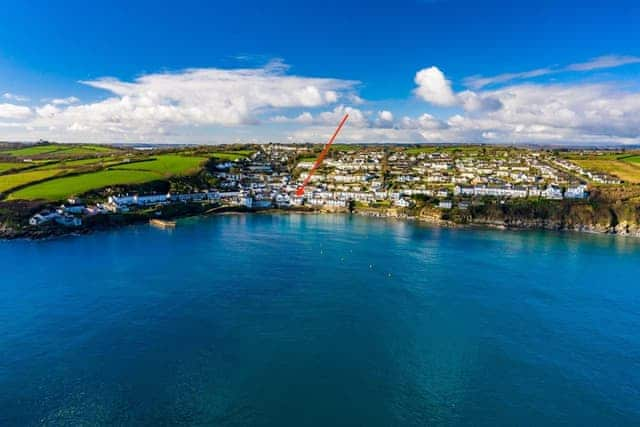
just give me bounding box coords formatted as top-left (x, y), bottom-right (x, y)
top-left (394, 198), bottom-right (413, 208)
top-left (565, 185), bottom-right (588, 199)
top-left (542, 185), bottom-right (563, 200)
top-left (29, 211), bottom-right (59, 226)
top-left (55, 215), bottom-right (82, 227)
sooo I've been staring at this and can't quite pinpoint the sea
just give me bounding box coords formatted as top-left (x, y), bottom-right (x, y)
top-left (1, 213), bottom-right (639, 426)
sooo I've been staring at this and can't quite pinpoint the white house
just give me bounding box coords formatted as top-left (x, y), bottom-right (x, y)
top-left (565, 185), bottom-right (588, 199)
top-left (29, 211), bottom-right (59, 226)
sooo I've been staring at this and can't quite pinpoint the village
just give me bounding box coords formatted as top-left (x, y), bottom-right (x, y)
top-left (28, 144), bottom-right (619, 228)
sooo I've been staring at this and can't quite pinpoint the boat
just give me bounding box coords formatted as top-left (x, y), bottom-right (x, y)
top-left (149, 219), bottom-right (176, 228)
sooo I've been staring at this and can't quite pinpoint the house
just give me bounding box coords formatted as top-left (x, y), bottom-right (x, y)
top-left (542, 185), bottom-right (563, 200)
top-left (136, 194), bottom-right (170, 205)
top-left (394, 198), bottom-right (413, 208)
top-left (439, 200), bottom-right (453, 209)
top-left (275, 194), bottom-right (290, 208)
top-left (565, 185), bottom-right (588, 199)
top-left (29, 211), bottom-right (59, 226)
top-left (55, 215), bottom-right (82, 227)
top-left (59, 204), bottom-right (85, 214)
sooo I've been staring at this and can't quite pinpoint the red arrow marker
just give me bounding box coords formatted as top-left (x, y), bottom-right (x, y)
top-left (296, 113), bottom-right (349, 197)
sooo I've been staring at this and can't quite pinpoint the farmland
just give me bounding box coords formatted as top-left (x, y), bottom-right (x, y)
top-left (567, 152), bottom-right (640, 184)
top-left (1, 144), bottom-right (118, 158)
top-left (112, 154), bottom-right (207, 175)
top-left (8, 170), bottom-right (162, 201)
top-left (0, 141), bottom-right (218, 201)
top-left (0, 162), bottom-right (31, 173)
top-left (0, 169), bottom-right (66, 193)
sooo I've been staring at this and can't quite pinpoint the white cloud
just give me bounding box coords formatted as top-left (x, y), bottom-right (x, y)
top-left (457, 90), bottom-right (502, 112)
top-left (8, 63), bottom-right (360, 141)
top-left (73, 66), bottom-right (358, 131)
top-left (271, 105), bottom-right (371, 128)
top-left (2, 93), bottom-right (29, 102)
top-left (414, 66), bottom-right (458, 106)
top-left (270, 112), bottom-right (314, 124)
top-left (464, 54), bottom-right (640, 89)
top-left (565, 55), bottom-right (640, 71)
top-left (295, 76), bottom-right (640, 145)
top-left (36, 104), bottom-right (61, 118)
top-left (5, 56), bottom-right (640, 146)
top-left (414, 67), bottom-right (501, 113)
top-left (399, 113), bottom-right (447, 130)
top-left (375, 110), bottom-right (394, 128)
top-left (51, 96), bottom-right (80, 105)
top-left (0, 103), bottom-right (33, 120)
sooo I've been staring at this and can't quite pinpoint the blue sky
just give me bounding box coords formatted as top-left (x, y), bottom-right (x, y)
top-left (1, 0), bottom-right (639, 144)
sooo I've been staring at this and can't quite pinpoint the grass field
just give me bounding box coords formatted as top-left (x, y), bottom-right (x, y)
top-left (0, 169), bottom-right (65, 193)
top-left (0, 162), bottom-right (31, 173)
top-left (404, 145), bottom-right (488, 155)
top-left (112, 154), bottom-right (207, 175)
top-left (2, 144), bottom-right (118, 158)
top-left (34, 157), bottom-right (119, 170)
top-left (6, 154), bottom-right (208, 201)
top-left (8, 170), bottom-right (162, 201)
top-left (622, 155), bottom-right (640, 164)
top-left (2, 145), bottom-right (69, 157)
top-left (572, 159), bottom-right (640, 184)
top-left (298, 157), bottom-right (317, 163)
top-left (210, 153), bottom-right (246, 161)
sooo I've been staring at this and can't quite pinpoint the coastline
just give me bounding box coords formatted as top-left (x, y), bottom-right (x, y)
top-left (3, 205), bottom-right (640, 241)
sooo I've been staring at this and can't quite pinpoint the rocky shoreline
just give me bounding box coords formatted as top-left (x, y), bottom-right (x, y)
top-left (353, 208), bottom-right (640, 238)
top-left (4, 205), bottom-right (640, 242)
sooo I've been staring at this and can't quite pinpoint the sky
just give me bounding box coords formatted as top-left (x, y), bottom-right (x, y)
top-left (0, 0), bottom-right (639, 145)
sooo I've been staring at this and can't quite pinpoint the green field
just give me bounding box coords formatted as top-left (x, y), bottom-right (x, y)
top-left (6, 154), bottom-right (208, 201)
top-left (572, 159), bottom-right (640, 184)
top-left (34, 157), bottom-right (119, 171)
top-left (298, 157), bottom-right (317, 163)
top-left (0, 162), bottom-right (31, 173)
top-left (622, 155), bottom-right (640, 164)
top-left (0, 169), bottom-right (65, 193)
top-left (2, 143), bottom-right (118, 158)
top-left (404, 145), bottom-right (483, 155)
top-left (112, 154), bottom-right (207, 175)
top-left (209, 151), bottom-right (253, 161)
top-left (8, 170), bottom-right (162, 201)
top-left (2, 145), bottom-right (69, 157)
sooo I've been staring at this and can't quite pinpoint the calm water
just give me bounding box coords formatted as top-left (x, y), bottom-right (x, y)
top-left (1, 214), bottom-right (639, 426)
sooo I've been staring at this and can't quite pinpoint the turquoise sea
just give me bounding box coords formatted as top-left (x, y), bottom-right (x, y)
top-left (1, 214), bottom-right (639, 426)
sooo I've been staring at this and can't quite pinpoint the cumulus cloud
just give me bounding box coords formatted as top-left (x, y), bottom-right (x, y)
top-left (0, 103), bottom-right (33, 120)
top-left (17, 63), bottom-right (359, 140)
top-left (375, 110), bottom-right (394, 128)
top-left (399, 113), bottom-right (448, 130)
top-left (271, 105), bottom-right (371, 128)
top-left (294, 76), bottom-right (640, 145)
top-left (414, 66), bottom-right (502, 113)
top-left (73, 66), bottom-right (357, 130)
top-left (4, 56), bottom-right (640, 146)
top-left (414, 66), bottom-right (458, 106)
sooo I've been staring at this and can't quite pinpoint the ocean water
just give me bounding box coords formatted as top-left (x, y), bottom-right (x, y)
top-left (1, 214), bottom-right (639, 426)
